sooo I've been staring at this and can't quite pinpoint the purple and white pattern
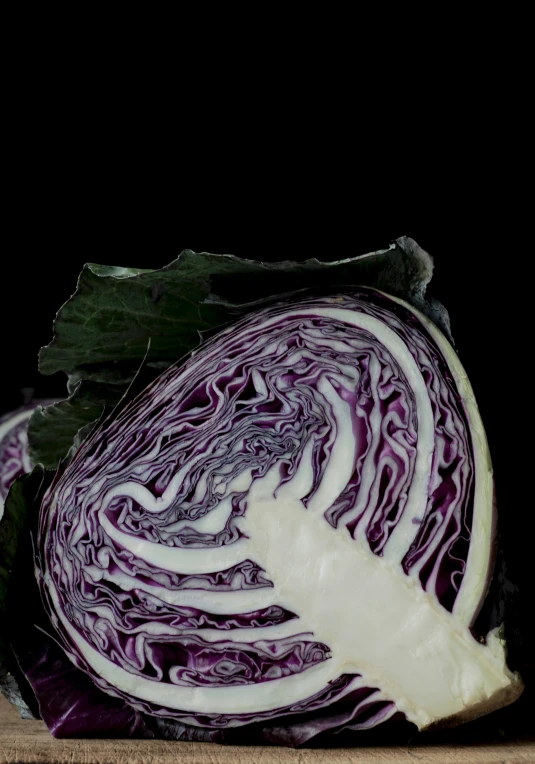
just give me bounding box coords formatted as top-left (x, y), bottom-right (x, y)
top-left (37, 289), bottom-right (520, 736)
top-left (0, 406), bottom-right (35, 518)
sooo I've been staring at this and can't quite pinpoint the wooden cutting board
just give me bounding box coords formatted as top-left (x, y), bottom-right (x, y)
top-left (1, 694), bottom-right (533, 764)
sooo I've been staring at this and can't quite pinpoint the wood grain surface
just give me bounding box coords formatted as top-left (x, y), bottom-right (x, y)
top-left (1, 694), bottom-right (533, 764)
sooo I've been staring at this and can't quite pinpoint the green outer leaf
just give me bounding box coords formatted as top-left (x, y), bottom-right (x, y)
top-left (38, 237), bottom-right (439, 385)
top-left (38, 260), bottom-right (229, 380)
top-left (0, 466), bottom-right (48, 718)
top-left (27, 382), bottom-right (123, 470)
top-left (31, 236), bottom-right (443, 472)
top-left (87, 264), bottom-right (154, 279)
top-left (28, 340), bottom-right (167, 471)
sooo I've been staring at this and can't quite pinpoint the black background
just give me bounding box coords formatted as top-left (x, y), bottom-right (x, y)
top-left (2, 143), bottom-right (532, 734)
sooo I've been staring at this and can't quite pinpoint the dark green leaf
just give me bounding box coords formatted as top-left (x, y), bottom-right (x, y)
top-left (38, 258), bottom-right (229, 382)
top-left (27, 382), bottom-right (123, 470)
top-left (38, 237), bottom-right (441, 386)
top-left (31, 236), bottom-right (448, 475)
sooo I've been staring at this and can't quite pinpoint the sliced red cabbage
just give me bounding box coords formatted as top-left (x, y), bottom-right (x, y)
top-left (0, 401), bottom-right (61, 519)
top-left (0, 406), bottom-right (39, 520)
top-left (36, 288), bottom-right (522, 740)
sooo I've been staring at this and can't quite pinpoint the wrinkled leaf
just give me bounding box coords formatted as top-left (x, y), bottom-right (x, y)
top-left (39, 237), bottom-right (444, 387)
top-left (27, 383), bottom-right (123, 470)
top-left (31, 238), bottom-right (445, 473)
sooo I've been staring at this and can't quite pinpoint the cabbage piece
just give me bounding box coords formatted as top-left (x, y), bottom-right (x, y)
top-left (0, 406), bottom-right (35, 520)
top-left (1, 399), bottom-right (64, 516)
top-left (36, 288), bottom-right (522, 742)
top-left (0, 402), bottom-right (56, 717)
top-left (0, 405), bottom-right (36, 716)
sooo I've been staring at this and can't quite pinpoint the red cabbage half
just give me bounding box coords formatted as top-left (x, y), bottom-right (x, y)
top-left (33, 286), bottom-right (522, 743)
